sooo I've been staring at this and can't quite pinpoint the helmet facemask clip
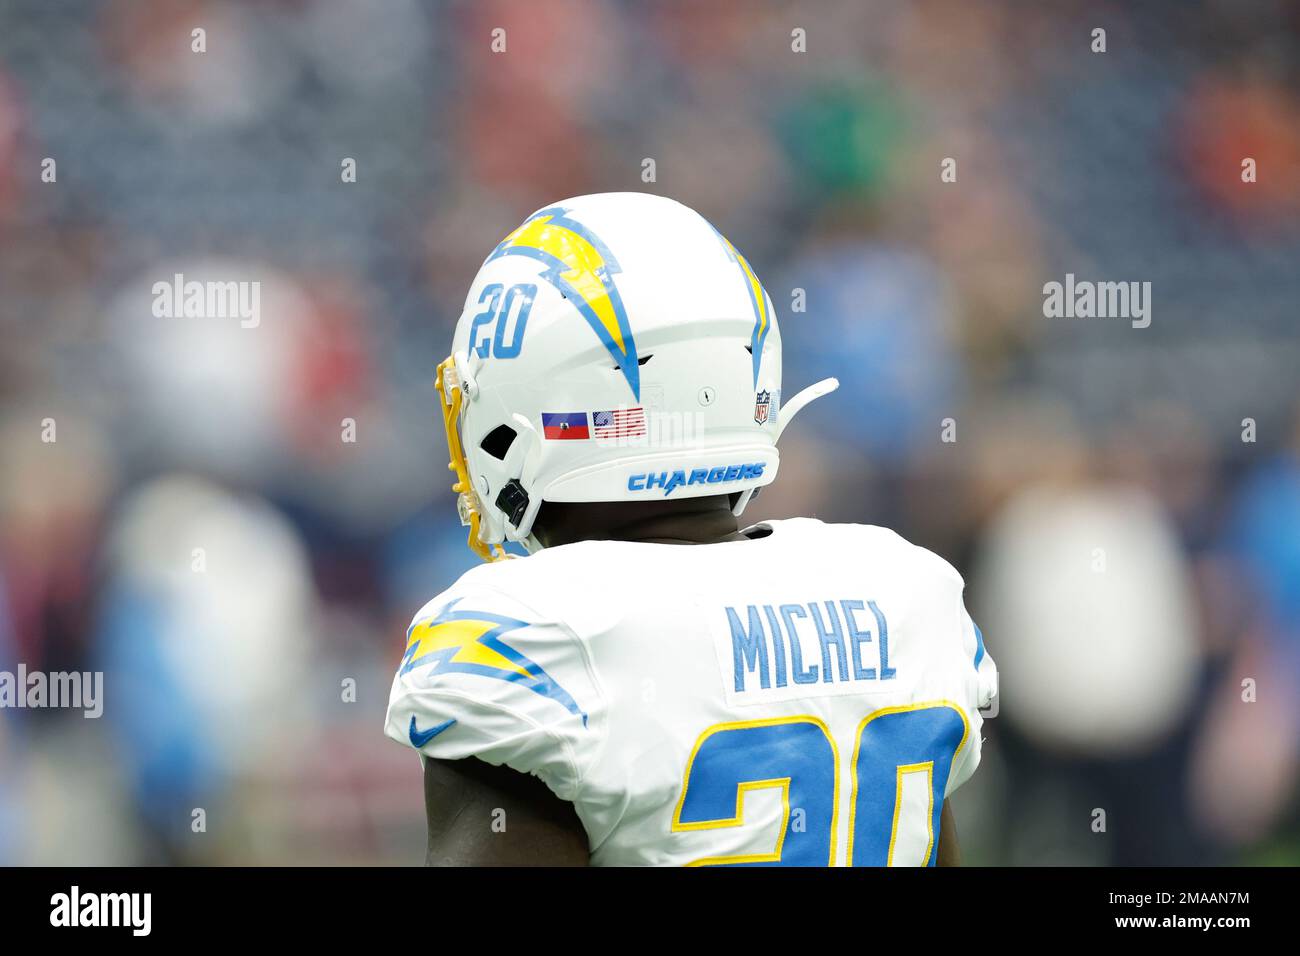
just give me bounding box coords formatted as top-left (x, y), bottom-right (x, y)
top-left (435, 354), bottom-right (512, 562)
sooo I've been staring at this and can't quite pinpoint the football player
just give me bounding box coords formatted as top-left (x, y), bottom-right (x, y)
top-left (385, 192), bottom-right (998, 866)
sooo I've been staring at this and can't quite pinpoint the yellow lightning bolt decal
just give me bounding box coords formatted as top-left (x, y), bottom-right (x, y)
top-left (498, 214), bottom-right (625, 352)
top-left (722, 234), bottom-right (768, 348)
top-left (403, 618), bottom-right (531, 678)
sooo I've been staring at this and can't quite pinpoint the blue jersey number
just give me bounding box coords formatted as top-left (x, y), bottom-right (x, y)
top-left (673, 702), bottom-right (968, 866)
top-left (672, 718), bottom-right (838, 866)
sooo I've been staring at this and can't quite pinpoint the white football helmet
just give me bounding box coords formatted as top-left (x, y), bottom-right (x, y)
top-left (435, 192), bottom-right (838, 561)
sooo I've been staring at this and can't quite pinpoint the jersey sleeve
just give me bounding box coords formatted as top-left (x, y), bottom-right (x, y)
top-left (901, 538), bottom-right (998, 799)
top-left (946, 596), bottom-right (998, 797)
top-left (383, 579), bottom-right (602, 802)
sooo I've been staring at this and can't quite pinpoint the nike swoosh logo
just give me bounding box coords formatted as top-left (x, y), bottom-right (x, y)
top-left (408, 715), bottom-right (456, 748)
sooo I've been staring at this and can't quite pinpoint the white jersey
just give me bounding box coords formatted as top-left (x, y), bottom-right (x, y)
top-left (384, 518), bottom-right (997, 866)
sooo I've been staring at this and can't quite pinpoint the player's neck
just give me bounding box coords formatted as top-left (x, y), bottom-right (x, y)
top-left (536, 497), bottom-right (749, 548)
top-left (530, 496), bottom-right (754, 548)
top-left (608, 505), bottom-right (748, 546)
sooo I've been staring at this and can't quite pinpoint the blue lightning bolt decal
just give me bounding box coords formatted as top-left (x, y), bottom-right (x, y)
top-left (709, 225), bottom-right (772, 388)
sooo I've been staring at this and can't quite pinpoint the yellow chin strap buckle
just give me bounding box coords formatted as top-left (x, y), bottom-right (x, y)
top-left (435, 355), bottom-right (511, 563)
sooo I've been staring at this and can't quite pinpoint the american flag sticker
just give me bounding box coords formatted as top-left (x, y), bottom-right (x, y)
top-left (592, 407), bottom-right (647, 440)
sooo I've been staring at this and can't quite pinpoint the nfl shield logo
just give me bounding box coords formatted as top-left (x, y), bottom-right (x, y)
top-left (754, 390), bottom-right (771, 424)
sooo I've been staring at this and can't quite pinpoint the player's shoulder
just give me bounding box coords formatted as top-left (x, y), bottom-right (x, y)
top-left (405, 543), bottom-right (608, 632)
top-left (395, 553), bottom-right (598, 730)
top-left (764, 516), bottom-right (966, 589)
top-left (388, 554), bottom-right (600, 801)
top-left (407, 557), bottom-right (534, 631)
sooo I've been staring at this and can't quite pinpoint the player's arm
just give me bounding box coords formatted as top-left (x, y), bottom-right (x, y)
top-left (936, 801), bottom-right (961, 867)
top-left (422, 755), bottom-right (589, 866)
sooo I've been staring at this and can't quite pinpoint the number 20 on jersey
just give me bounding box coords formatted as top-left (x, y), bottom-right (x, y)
top-left (672, 701), bottom-right (969, 866)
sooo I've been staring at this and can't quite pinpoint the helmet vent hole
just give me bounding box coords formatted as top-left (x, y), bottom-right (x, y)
top-left (612, 354), bottom-right (654, 370)
top-left (480, 424), bottom-right (517, 461)
top-left (745, 345), bottom-right (753, 354)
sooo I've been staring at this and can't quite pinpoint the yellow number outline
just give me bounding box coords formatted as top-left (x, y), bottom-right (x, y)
top-left (845, 700), bottom-right (970, 867)
top-left (888, 762), bottom-right (935, 866)
top-left (671, 715), bottom-right (839, 866)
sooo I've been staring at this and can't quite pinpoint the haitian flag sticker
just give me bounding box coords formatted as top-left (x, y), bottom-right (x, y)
top-left (542, 412), bottom-right (590, 440)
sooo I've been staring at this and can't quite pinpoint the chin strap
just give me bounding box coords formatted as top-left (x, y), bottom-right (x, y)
top-left (774, 377), bottom-right (839, 443)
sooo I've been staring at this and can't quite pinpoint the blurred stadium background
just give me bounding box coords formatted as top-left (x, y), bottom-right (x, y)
top-left (1, 0), bottom-right (1299, 865)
